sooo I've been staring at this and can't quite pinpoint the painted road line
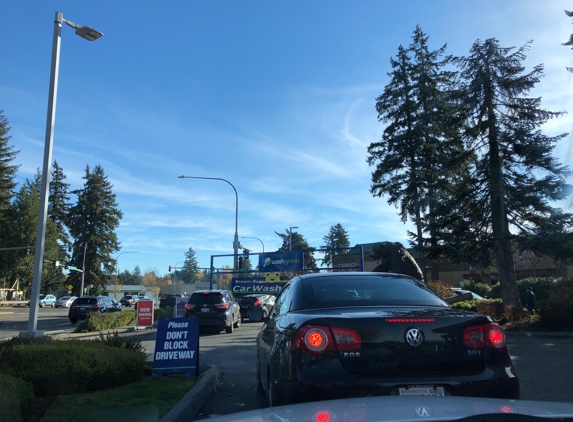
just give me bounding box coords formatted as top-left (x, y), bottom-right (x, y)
top-left (0, 312), bottom-right (14, 315)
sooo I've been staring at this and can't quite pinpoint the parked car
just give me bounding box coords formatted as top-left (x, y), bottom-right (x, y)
top-left (120, 295), bottom-right (139, 307)
top-left (68, 296), bottom-right (122, 323)
top-left (453, 289), bottom-right (486, 301)
top-left (238, 294), bottom-right (275, 322)
top-left (134, 296), bottom-right (159, 309)
top-left (184, 290), bottom-right (241, 333)
top-left (27, 294), bottom-right (57, 308)
top-left (55, 296), bottom-right (77, 308)
top-left (159, 294), bottom-right (187, 308)
top-left (252, 272), bottom-right (519, 407)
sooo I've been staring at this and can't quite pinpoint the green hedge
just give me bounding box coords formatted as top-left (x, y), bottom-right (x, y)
top-left (517, 277), bottom-right (557, 303)
top-left (462, 280), bottom-right (492, 298)
top-left (155, 308), bottom-right (175, 320)
top-left (0, 373), bottom-right (35, 422)
top-left (4, 340), bottom-right (145, 397)
top-left (75, 311), bottom-right (136, 333)
top-left (452, 300), bottom-right (477, 312)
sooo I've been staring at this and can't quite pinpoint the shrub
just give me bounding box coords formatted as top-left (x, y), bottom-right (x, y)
top-left (548, 277), bottom-right (573, 312)
top-left (462, 280), bottom-right (492, 298)
top-left (0, 373), bottom-right (35, 422)
top-left (427, 280), bottom-right (455, 300)
top-left (451, 300), bottom-right (477, 312)
top-left (504, 305), bottom-right (530, 322)
top-left (4, 340), bottom-right (145, 397)
top-left (95, 331), bottom-right (146, 356)
top-left (517, 277), bottom-right (557, 303)
top-left (489, 282), bottom-right (501, 299)
top-left (155, 308), bottom-right (175, 320)
top-left (75, 310), bottom-right (136, 333)
top-left (476, 299), bottom-right (504, 320)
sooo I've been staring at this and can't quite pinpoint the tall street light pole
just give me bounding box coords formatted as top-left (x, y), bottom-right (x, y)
top-left (289, 226), bottom-right (299, 251)
top-left (116, 251), bottom-right (139, 297)
top-left (24, 12), bottom-right (103, 338)
top-left (80, 239), bottom-right (95, 297)
top-left (241, 236), bottom-right (264, 252)
top-left (178, 176), bottom-right (240, 270)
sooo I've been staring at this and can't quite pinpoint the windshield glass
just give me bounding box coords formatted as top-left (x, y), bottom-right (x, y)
top-left (301, 275), bottom-right (448, 309)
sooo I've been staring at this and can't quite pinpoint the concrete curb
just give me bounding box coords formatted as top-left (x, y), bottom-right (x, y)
top-left (160, 365), bottom-right (221, 422)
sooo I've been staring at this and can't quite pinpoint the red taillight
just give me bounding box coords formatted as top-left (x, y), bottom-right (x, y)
top-left (203, 291), bottom-right (210, 295)
top-left (293, 325), bottom-right (334, 354)
top-left (70, 305), bottom-right (76, 309)
top-left (331, 326), bottom-right (361, 351)
top-left (253, 299), bottom-right (260, 306)
top-left (464, 323), bottom-right (506, 350)
top-left (315, 412), bottom-right (332, 422)
top-left (385, 318), bottom-right (436, 323)
top-left (185, 304), bottom-right (195, 309)
top-left (487, 324), bottom-right (506, 349)
top-left (292, 325), bottom-right (362, 354)
top-left (89, 305), bottom-right (101, 311)
top-left (215, 303), bottom-right (229, 309)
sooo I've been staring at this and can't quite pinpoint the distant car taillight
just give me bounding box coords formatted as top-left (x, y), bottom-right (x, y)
top-left (464, 323), bottom-right (506, 350)
top-left (89, 305), bottom-right (101, 311)
top-left (185, 304), bottom-right (195, 309)
top-left (215, 303), bottom-right (229, 309)
top-left (70, 305), bottom-right (76, 309)
top-left (292, 325), bottom-right (361, 354)
top-left (253, 299), bottom-right (261, 306)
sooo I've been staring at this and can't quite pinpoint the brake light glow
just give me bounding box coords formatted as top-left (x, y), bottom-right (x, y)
top-left (89, 305), bottom-right (101, 311)
top-left (315, 412), bottom-right (332, 422)
top-left (253, 299), bottom-right (260, 306)
top-left (203, 291), bottom-right (210, 295)
top-left (292, 325), bottom-right (362, 354)
top-left (487, 324), bottom-right (506, 349)
top-left (464, 323), bottom-right (506, 350)
top-left (215, 303), bottom-right (229, 309)
top-left (185, 304), bottom-right (195, 309)
top-left (386, 318), bottom-right (436, 323)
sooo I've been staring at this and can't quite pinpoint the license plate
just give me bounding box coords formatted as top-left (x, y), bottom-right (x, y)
top-left (398, 386), bottom-right (445, 396)
top-left (201, 308), bottom-right (210, 313)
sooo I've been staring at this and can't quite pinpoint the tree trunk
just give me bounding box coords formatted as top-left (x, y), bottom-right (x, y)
top-left (411, 160), bottom-right (427, 283)
top-left (486, 83), bottom-right (521, 308)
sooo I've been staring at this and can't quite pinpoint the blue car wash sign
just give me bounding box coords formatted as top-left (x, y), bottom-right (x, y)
top-left (258, 251), bottom-right (304, 272)
top-left (232, 277), bottom-right (286, 294)
top-left (152, 318), bottom-right (199, 378)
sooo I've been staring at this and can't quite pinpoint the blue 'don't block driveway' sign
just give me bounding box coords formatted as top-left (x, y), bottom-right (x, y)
top-left (152, 317), bottom-right (199, 378)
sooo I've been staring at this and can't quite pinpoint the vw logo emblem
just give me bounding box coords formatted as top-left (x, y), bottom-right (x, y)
top-left (405, 328), bottom-right (424, 347)
top-left (415, 406), bottom-right (432, 417)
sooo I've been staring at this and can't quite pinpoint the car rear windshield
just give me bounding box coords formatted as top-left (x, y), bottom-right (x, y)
top-left (189, 292), bottom-right (224, 305)
top-left (300, 275), bottom-right (448, 309)
top-left (73, 298), bottom-right (98, 305)
top-left (123, 296), bottom-right (133, 299)
top-left (241, 296), bottom-right (263, 305)
top-left (59, 296), bottom-right (70, 300)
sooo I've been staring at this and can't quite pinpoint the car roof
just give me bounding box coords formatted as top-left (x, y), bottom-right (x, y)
top-left (297, 272), bottom-right (420, 282)
top-left (193, 290), bottom-right (227, 294)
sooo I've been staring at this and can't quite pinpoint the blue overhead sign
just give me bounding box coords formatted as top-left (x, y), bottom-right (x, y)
top-left (258, 251), bottom-right (304, 272)
top-left (152, 318), bottom-right (199, 378)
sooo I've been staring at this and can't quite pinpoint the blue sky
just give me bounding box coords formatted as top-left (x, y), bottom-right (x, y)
top-left (2, 1), bottom-right (573, 276)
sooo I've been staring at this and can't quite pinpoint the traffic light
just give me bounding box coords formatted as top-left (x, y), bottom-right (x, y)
top-left (193, 268), bottom-right (197, 273)
top-left (244, 249), bottom-right (250, 259)
top-left (168, 265), bottom-right (171, 273)
top-left (238, 257), bottom-right (244, 269)
top-left (77, 276), bottom-right (81, 281)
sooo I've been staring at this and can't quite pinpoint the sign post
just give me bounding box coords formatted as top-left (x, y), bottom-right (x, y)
top-left (152, 318), bottom-right (199, 378)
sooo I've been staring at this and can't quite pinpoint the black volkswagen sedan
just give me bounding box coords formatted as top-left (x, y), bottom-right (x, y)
top-left (252, 272), bottom-right (519, 407)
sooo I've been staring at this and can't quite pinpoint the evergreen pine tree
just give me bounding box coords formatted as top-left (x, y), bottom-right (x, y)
top-left (321, 223), bottom-right (350, 267)
top-left (67, 165), bottom-right (123, 292)
top-left (453, 39), bottom-right (571, 307)
top-left (0, 110), bottom-right (19, 220)
top-left (563, 10), bottom-right (573, 73)
top-left (49, 160), bottom-right (70, 245)
top-left (183, 247), bottom-right (200, 283)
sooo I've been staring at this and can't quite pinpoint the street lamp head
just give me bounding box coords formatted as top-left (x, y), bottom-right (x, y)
top-left (75, 25), bottom-right (103, 41)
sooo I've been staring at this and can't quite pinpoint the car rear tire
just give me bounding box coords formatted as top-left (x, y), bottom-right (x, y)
top-left (226, 320), bottom-right (234, 334)
top-left (267, 370), bottom-right (288, 407)
top-left (39, 302), bottom-right (44, 308)
top-left (234, 312), bottom-right (241, 328)
top-left (51, 302), bottom-right (55, 308)
top-left (69, 318), bottom-right (78, 324)
top-left (256, 359), bottom-right (264, 393)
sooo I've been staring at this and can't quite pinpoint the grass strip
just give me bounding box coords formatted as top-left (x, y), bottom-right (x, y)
top-left (42, 373), bottom-right (200, 422)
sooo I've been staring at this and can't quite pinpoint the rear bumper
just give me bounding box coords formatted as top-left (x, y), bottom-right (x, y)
top-left (277, 363), bottom-right (519, 402)
top-left (185, 312), bottom-right (232, 328)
